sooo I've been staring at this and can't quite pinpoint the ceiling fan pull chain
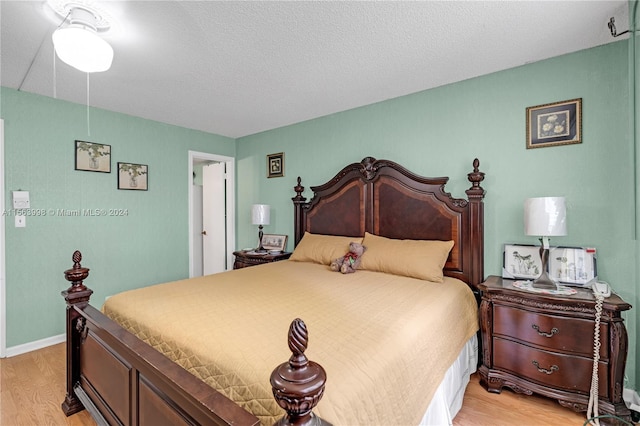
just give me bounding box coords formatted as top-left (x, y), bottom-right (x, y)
top-left (86, 72), bottom-right (91, 136)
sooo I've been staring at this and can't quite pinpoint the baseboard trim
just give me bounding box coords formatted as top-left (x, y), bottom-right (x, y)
top-left (4, 333), bottom-right (65, 357)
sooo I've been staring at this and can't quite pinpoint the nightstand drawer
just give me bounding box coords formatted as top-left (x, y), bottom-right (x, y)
top-left (493, 338), bottom-right (608, 398)
top-left (493, 305), bottom-right (608, 359)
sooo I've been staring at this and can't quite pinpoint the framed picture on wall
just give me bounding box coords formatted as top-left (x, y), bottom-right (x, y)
top-left (118, 162), bottom-right (148, 190)
top-left (526, 98), bottom-right (582, 149)
top-left (75, 140), bottom-right (111, 173)
top-left (267, 152), bottom-right (284, 178)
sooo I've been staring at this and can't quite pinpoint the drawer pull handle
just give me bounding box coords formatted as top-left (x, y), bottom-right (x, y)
top-left (532, 324), bottom-right (559, 338)
top-left (532, 360), bottom-right (559, 375)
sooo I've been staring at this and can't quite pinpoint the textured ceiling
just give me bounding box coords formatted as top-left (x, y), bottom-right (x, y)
top-left (0, 1), bottom-right (630, 138)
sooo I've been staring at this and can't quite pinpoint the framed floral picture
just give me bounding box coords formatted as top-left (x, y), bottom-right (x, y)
top-left (118, 162), bottom-right (148, 191)
top-left (526, 98), bottom-right (582, 149)
top-left (75, 140), bottom-right (111, 173)
top-left (267, 152), bottom-right (284, 178)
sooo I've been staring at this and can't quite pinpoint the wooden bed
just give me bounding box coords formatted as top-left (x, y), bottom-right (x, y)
top-left (61, 156), bottom-right (486, 425)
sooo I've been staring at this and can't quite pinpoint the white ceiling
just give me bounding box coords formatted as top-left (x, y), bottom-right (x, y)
top-left (0, 1), bottom-right (629, 138)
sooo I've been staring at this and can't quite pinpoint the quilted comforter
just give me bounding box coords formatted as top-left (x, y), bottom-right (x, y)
top-left (102, 260), bottom-right (478, 425)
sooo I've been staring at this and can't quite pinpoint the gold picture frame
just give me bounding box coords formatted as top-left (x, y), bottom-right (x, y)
top-left (526, 98), bottom-right (582, 149)
top-left (267, 152), bottom-right (284, 178)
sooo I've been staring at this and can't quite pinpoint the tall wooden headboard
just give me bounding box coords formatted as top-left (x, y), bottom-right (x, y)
top-left (292, 157), bottom-right (486, 289)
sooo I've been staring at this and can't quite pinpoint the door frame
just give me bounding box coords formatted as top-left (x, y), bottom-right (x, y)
top-left (188, 151), bottom-right (235, 278)
top-left (1, 119), bottom-right (6, 357)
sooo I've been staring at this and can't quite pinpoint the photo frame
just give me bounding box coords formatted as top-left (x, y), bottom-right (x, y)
top-left (267, 152), bottom-right (284, 178)
top-left (75, 140), bottom-right (111, 173)
top-left (118, 162), bottom-right (148, 191)
top-left (549, 246), bottom-right (597, 286)
top-left (503, 244), bottom-right (542, 280)
top-left (526, 98), bottom-right (582, 149)
top-left (261, 234), bottom-right (288, 252)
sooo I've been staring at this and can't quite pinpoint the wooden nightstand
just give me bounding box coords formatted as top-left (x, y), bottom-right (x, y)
top-left (478, 275), bottom-right (632, 422)
top-left (232, 250), bottom-right (292, 269)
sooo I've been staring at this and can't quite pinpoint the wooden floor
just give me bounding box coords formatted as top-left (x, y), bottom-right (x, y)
top-left (1, 343), bottom-right (592, 426)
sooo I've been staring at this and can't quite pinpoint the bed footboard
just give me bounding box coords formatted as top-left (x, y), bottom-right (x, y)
top-left (61, 251), bottom-right (329, 426)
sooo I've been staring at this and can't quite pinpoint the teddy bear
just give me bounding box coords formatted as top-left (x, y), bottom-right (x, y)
top-left (330, 242), bottom-right (366, 274)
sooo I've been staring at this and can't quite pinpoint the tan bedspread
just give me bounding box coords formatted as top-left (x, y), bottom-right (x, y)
top-left (102, 260), bottom-right (478, 425)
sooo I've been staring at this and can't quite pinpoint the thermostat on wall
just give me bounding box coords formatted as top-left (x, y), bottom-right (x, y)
top-left (12, 191), bottom-right (30, 209)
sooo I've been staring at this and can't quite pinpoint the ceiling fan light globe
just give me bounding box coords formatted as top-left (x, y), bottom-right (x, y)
top-left (52, 25), bottom-right (113, 73)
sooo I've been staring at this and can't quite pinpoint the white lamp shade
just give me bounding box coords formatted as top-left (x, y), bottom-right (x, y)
top-left (52, 25), bottom-right (114, 73)
top-left (524, 197), bottom-right (567, 236)
top-left (252, 204), bottom-right (270, 225)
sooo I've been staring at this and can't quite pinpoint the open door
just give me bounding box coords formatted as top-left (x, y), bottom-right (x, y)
top-left (188, 151), bottom-right (235, 278)
top-left (202, 162), bottom-right (226, 275)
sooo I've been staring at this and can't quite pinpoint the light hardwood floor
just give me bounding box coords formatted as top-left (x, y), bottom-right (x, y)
top-left (1, 343), bottom-right (592, 426)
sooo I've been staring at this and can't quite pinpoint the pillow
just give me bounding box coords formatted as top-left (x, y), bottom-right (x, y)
top-left (289, 232), bottom-right (363, 265)
top-left (359, 232), bottom-right (454, 282)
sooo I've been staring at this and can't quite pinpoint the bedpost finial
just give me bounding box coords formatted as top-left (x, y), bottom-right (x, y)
top-left (287, 318), bottom-right (309, 368)
top-left (72, 250), bottom-right (82, 267)
top-left (293, 177), bottom-right (305, 203)
top-left (63, 250), bottom-right (90, 294)
top-left (271, 319), bottom-right (329, 425)
top-left (466, 158), bottom-right (485, 198)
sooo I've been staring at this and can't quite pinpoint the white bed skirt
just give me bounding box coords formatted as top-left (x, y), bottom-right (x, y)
top-left (419, 334), bottom-right (478, 426)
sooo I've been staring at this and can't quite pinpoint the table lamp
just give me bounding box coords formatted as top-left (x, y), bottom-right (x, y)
top-left (252, 204), bottom-right (270, 252)
top-left (524, 197), bottom-right (567, 289)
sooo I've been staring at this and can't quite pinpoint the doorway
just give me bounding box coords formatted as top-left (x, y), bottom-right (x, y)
top-left (188, 151), bottom-right (235, 278)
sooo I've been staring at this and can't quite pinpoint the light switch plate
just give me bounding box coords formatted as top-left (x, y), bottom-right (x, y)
top-left (15, 215), bottom-right (26, 227)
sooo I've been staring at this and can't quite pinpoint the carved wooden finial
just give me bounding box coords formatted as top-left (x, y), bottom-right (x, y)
top-left (287, 318), bottom-right (309, 368)
top-left (361, 157), bottom-right (378, 181)
top-left (271, 319), bottom-right (330, 426)
top-left (292, 177), bottom-right (306, 203)
top-left (63, 250), bottom-right (90, 293)
top-left (466, 158), bottom-right (486, 198)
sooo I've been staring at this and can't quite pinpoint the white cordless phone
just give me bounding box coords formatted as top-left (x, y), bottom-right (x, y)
top-left (592, 280), bottom-right (611, 298)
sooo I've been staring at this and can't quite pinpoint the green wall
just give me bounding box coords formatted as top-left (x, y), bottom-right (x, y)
top-left (237, 40), bottom-right (639, 390)
top-left (1, 37), bottom-right (637, 391)
top-left (0, 87), bottom-right (235, 347)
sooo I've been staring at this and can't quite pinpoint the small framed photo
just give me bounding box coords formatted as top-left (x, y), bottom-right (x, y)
top-left (118, 162), bottom-right (148, 191)
top-left (261, 234), bottom-right (288, 252)
top-left (549, 246), bottom-right (597, 286)
top-left (75, 140), bottom-right (111, 173)
top-left (503, 244), bottom-right (542, 280)
top-left (267, 152), bottom-right (284, 178)
top-left (526, 98), bottom-right (582, 149)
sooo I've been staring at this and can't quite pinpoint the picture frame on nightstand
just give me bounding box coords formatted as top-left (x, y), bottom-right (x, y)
top-left (502, 244), bottom-right (542, 280)
top-left (548, 246), bottom-right (597, 287)
top-left (261, 234), bottom-right (288, 252)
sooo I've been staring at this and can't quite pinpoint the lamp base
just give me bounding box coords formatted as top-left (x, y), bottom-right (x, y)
top-left (532, 271), bottom-right (557, 290)
top-left (255, 225), bottom-right (265, 253)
